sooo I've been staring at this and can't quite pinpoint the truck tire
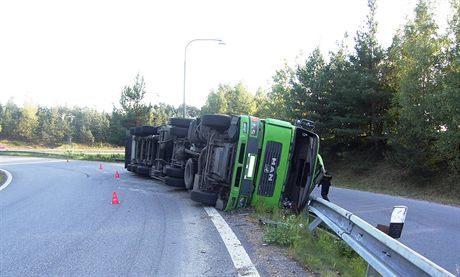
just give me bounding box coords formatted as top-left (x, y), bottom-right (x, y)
top-left (201, 114), bottom-right (231, 132)
top-left (152, 169), bottom-right (163, 177)
top-left (170, 127), bottom-right (188, 137)
top-left (184, 159), bottom-right (196, 190)
top-left (190, 190), bottom-right (218, 205)
top-left (165, 165), bottom-right (184, 178)
top-left (139, 126), bottom-right (158, 136)
top-left (134, 126), bottom-right (142, 136)
top-left (165, 176), bottom-right (186, 188)
top-left (170, 118), bottom-right (193, 128)
top-left (129, 127), bottom-right (136, 135)
top-left (137, 165), bottom-right (150, 176)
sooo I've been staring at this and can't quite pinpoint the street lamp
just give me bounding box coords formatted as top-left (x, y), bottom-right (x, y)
top-left (182, 38), bottom-right (225, 117)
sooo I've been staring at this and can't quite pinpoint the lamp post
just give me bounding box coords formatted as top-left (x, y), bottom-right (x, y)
top-left (182, 38), bottom-right (225, 117)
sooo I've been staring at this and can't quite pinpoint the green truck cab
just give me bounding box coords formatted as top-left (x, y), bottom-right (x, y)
top-left (189, 115), bottom-right (323, 212)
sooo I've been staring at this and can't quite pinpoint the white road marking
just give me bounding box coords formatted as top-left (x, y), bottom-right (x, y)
top-left (204, 207), bottom-right (260, 277)
top-left (0, 160), bottom-right (65, 166)
top-left (0, 168), bottom-right (13, 191)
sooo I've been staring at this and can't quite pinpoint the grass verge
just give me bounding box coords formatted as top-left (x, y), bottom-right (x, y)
top-left (255, 206), bottom-right (367, 276)
top-left (0, 139), bottom-right (123, 151)
top-left (0, 151), bottom-right (124, 163)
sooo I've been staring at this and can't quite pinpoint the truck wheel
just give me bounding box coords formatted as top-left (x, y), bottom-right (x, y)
top-left (190, 190), bottom-right (218, 205)
top-left (201, 115), bottom-right (231, 132)
top-left (184, 159), bottom-right (196, 190)
top-left (137, 166), bottom-right (150, 176)
top-left (170, 127), bottom-right (188, 137)
top-left (170, 118), bottom-right (193, 128)
top-left (129, 127), bottom-right (136, 135)
top-left (165, 176), bottom-right (186, 188)
top-left (139, 126), bottom-right (158, 136)
top-left (165, 165), bottom-right (184, 178)
top-left (152, 169), bottom-right (163, 177)
top-left (134, 126), bottom-right (142, 136)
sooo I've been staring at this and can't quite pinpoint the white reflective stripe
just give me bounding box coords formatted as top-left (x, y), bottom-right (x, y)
top-left (0, 168), bottom-right (13, 191)
top-left (204, 207), bottom-right (260, 277)
top-left (246, 154), bottom-right (256, 178)
top-left (390, 206), bottom-right (408, 223)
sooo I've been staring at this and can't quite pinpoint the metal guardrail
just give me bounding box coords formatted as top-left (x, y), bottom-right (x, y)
top-left (307, 195), bottom-right (454, 277)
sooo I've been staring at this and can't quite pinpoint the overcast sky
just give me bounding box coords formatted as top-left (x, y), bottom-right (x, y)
top-left (0, 0), bottom-right (451, 112)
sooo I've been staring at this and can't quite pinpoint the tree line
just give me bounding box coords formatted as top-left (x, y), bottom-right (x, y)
top-left (0, 74), bottom-right (199, 147)
top-left (0, 0), bottom-right (457, 179)
top-left (202, 0), bottom-right (460, 178)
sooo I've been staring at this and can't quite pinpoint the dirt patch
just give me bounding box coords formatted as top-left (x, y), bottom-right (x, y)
top-left (222, 209), bottom-right (312, 277)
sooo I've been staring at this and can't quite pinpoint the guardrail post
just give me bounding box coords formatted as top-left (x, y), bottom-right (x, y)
top-left (308, 217), bottom-right (322, 232)
top-left (365, 206), bottom-right (408, 277)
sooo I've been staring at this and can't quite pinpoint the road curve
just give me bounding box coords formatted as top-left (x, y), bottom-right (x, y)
top-left (0, 156), bottom-right (250, 276)
top-left (314, 187), bottom-right (460, 274)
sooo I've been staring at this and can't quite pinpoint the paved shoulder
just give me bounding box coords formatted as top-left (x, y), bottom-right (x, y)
top-left (0, 157), bottom-right (239, 276)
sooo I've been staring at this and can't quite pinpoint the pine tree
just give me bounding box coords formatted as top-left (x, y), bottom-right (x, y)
top-left (349, 0), bottom-right (392, 154)
top-left (289, 48), bottom-right (326, 123)
top-left (437, 0), bottom-right (460, 173)
top-left (389, 0), bottom-right (445, 176)
top-left (266, 63), bottom-right (294, 120)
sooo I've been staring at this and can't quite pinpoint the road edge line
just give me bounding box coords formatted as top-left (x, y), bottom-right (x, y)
top-left (204, 207), bottom-right (260, 277)
top-left (0, 168), bottom-right (13, 191)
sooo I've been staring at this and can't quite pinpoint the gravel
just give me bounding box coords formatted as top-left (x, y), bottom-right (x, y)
top-left (222, 209), bottom-right (312, 277)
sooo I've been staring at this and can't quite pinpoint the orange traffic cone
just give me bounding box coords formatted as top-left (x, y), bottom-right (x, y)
top-left (100, 163), bottom-right (103, 170)
top-left (112, 192), bottom-right (120, 204)
top-left (115, 170), bottom-right (120, 179)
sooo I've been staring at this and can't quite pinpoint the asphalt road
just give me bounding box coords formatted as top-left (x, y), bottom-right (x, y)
top-left (2, 156), bottom-right (458, 276)
top-left (313, 186), bottom-right (460, 274)
top-left (0, 156), bottom-right (255, 276)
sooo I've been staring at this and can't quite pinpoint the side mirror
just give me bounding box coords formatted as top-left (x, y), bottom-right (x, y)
top-left (296, 119), bottom-right (315, 130)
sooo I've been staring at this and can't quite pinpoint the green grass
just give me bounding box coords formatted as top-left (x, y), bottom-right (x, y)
top-left (256, 207), bottom-right (367, 276)
top-left (0, 139), bottom-right (123, 151)
top-left (67, 152), bottom-right (125, 162)
top-left (330, 159), bottom-right (460, 206)
top-left (0, 150), bottom-right (124, 163)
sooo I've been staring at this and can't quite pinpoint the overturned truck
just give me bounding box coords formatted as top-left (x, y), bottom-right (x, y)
top-left (126, 114), bottom-right (324, 212)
